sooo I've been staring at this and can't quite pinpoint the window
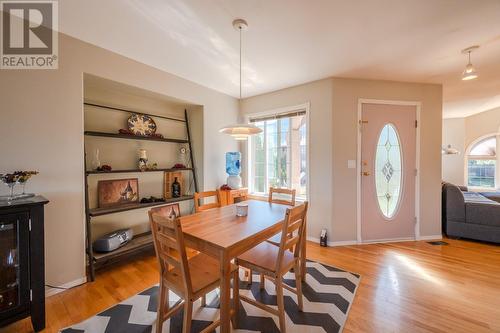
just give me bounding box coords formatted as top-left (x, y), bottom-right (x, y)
top-left (467, 136), bottom-right (496, 188)
top-left (248, 108), bottom-right (307, 199)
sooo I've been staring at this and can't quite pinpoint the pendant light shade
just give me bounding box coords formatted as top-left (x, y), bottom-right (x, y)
top-left (461, 46), bottom-right (479, 81)
top-left (219, 124), bottom-right (262, 140)
top-left (219, 19), bottom-right (263, 140)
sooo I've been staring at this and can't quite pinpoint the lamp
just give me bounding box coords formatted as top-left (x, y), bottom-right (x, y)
top-left (442, 145), bottom-right (460, 155)
top-left (219, 19), bottom-right (263, 140)
top-left (461, 46), bottom-right (479, 81)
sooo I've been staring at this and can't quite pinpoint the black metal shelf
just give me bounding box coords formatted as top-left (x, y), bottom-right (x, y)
top-left (89, 195), bottom-right (194, 217)
top-left (84, 131), bottom-right (188, 143)
top-left (86, 167), bottom-right (193, 175)
top-left (83, 109), bottom-right (199, 282)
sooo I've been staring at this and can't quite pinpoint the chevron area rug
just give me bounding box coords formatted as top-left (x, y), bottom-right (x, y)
top-left (61, 260), bottom-right (360, 333)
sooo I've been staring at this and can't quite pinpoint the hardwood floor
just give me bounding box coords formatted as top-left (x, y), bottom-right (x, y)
top-left (3, 238), bottom-right (500, 333)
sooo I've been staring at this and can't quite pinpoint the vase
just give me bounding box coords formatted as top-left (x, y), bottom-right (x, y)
top-left (92, 148), bottom-right (101, 170)
top-left (138, 149), bottom-right (148, 171)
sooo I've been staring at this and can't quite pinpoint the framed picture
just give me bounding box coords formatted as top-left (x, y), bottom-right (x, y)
top-left (98, 178), bottom-right (139, 208)
top-left (151, 203), bottom-right (181, 219)
top-left (163, 171), bottom-right (185, 199)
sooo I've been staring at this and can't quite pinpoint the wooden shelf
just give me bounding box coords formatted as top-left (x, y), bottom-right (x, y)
top-left (86, 167), bottom-right (193, 175)
top-left (93, 232), bottom-right (153, 266)
top-left (84, 131), bottom-right (188, 144)
top-left (89, 195), bottom-right (193, 217)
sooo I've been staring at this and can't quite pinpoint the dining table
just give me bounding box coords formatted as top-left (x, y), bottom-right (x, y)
top-left (179, 199), bottom-right (307, 333)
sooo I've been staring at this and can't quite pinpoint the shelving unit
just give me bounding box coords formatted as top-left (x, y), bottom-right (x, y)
top-left (84, 104), bottom-right (199, 281)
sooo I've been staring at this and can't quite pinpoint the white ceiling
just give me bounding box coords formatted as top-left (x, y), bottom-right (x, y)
top-left (59, 0), bottom-right (500, 118)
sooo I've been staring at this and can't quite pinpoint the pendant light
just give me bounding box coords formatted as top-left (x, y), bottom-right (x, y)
top-left (461, 45), bottom-right (479, 81)
top-left (219, 19), bottom-right (263, 140)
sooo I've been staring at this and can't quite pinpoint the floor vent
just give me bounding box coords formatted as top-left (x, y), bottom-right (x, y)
top-left (427, 241), bottom-right (449, 246)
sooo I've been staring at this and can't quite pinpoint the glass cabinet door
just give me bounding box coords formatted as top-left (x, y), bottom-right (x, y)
top-left (0, 213), bottom-right (29, 314)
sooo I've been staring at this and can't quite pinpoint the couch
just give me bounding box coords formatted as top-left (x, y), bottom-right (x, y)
top-left (442, 182), bottom-right (500, 243)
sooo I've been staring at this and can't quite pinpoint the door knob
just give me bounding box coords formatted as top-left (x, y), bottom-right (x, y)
top-left (362, 171), bottom-right (370, 176)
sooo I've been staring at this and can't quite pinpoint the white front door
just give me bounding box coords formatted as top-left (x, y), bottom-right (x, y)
top-left (360, 102), bottom-right (417, 242)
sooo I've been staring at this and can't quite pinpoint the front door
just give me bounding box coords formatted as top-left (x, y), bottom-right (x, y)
top-left (360, 102), bottom-right (417, 241)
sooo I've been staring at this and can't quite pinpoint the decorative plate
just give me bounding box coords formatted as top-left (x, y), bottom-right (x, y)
top-left (127, 114), bottom-right (157, 136)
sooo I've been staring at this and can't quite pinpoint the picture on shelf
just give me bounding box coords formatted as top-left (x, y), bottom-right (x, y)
top-left (150, 203), bottom-right (181, 219)
top-left (164, 171), bottom-right (184, 199)
top-left (97, 178), bottom-right (139, 208)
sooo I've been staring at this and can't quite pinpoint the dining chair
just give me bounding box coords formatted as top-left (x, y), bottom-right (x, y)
top-left (235, 202), bottom-right (308, 333)
top-left (250, 187), bottom-right (297, 287)
top-left (149, 210), bottom-right (240, 333)
top-left (268, 187), bottom-right (296, 206)
top-left (194, 190), bottom-right (221, 212)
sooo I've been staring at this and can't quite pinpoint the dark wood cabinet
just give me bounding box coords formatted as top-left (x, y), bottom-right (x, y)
top-left (0, 196), bottom-right (48, 332)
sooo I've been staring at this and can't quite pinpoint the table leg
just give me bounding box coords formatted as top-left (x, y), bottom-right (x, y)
top-left (301, 222), bottom-right (307, 281)
top-left (220, 253), bottom-right (231, 333)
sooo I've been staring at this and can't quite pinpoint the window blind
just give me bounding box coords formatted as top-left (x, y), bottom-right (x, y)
top-left (249, 109), bottom-right (306, 123)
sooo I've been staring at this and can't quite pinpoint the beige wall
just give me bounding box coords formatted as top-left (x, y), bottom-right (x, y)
top-left (442, 107), bottom-right (500, 186)
top-left (242, 77), bottom-right (443, 242)
top-left (241, 79), bottom-right (333, 242)
top-left (0, 33), bottom-right (238, 287)
top-left (442, 118), bottom-right (466, 185)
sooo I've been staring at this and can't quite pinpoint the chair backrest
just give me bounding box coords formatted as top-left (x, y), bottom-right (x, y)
top-left (276, 202), bottom-right (308, 273)
top-left (194, 190), bottom-right (221, 212)
top-left (269, 187), bottom-right (296, 206)
top-left (148, 209), bottom-right (192, 296)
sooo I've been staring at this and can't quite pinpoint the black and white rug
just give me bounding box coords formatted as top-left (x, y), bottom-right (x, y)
top-left (61, 260), bottom-right (360, 333)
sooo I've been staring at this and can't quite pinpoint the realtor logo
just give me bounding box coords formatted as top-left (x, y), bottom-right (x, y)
top-left (1, 1), bottom-right (58, 69)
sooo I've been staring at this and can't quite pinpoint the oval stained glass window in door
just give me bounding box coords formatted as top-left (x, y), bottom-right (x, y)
top-left (375, 123), bottom-right (403, 218)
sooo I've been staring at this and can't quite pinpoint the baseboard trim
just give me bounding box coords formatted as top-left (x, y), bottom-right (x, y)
top-left (360, 237), bottom-right (416, 244)
top-left (416, 234), bottom-right (443, 241)
top-left (45, 276), bottom-right (87, 297)
top-left (307, 236), bottom-right (358, 247)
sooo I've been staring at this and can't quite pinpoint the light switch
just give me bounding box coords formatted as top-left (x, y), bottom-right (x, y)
top-left (347, 160), bottom-right (356, 169)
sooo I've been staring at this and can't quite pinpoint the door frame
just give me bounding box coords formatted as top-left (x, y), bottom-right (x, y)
top-left (356, 99), bottom-right (421, 243)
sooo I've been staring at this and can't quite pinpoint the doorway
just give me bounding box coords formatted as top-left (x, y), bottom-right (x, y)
top-left (358, 100), bottom-right (419, 242)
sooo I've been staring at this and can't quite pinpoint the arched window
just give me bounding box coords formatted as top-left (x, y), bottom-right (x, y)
top-left (467, 136), bottom-right (497, 188)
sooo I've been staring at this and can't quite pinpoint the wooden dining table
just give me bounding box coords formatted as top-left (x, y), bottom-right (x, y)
top-left (179, 199), bottom-right (307, 333)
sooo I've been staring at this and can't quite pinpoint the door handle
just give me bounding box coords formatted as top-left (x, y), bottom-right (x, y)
top-left (362, 171), bottom-right (370, 176)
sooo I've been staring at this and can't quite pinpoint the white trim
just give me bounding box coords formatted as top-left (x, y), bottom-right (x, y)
top-left (357, 99), bottom-right (422, 243)
top-left (416, 234), bottom-right (443, 241)
top-left (245, 102), bottom-right (311, 200)
top-left (307, 236), bottom-right (358, 247)
top-left (45, 276), bottom-right (87, 297)
top-left (360, 237), bottom-right (416, 244)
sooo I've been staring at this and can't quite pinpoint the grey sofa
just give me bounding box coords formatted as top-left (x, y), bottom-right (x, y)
top-left (442, 182), bottom-right (500, 243)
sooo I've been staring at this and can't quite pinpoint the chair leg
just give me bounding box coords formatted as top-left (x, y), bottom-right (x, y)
top-left (156, 282), bottom-right (167, 333)
top-left (294, 262), bottom-right (304, 311)
top-left (182, 301), bottom-right (193, 333)
top-left (260, 273), bottom-right (265, 290)
top-left (201, 295), bottom-right (206, 307)
top-left (231, 269), bottom-right (240, 328)
top-left (275, 278), bottom-right (287, 333)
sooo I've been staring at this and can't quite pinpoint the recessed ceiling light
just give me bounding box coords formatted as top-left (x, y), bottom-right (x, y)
top-left (461, 45), bottom-right (479, 81)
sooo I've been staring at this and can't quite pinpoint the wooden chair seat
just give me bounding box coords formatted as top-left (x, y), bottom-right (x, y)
top-left (164, 253), bottom-right (238, 298)
top-left (237, 242), bottom-right (296, 277)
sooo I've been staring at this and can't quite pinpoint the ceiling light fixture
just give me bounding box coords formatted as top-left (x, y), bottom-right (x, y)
top-left (219, 19), bottom-right (262, 141)
top-left (461, 45), bottom-right (479, 81)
